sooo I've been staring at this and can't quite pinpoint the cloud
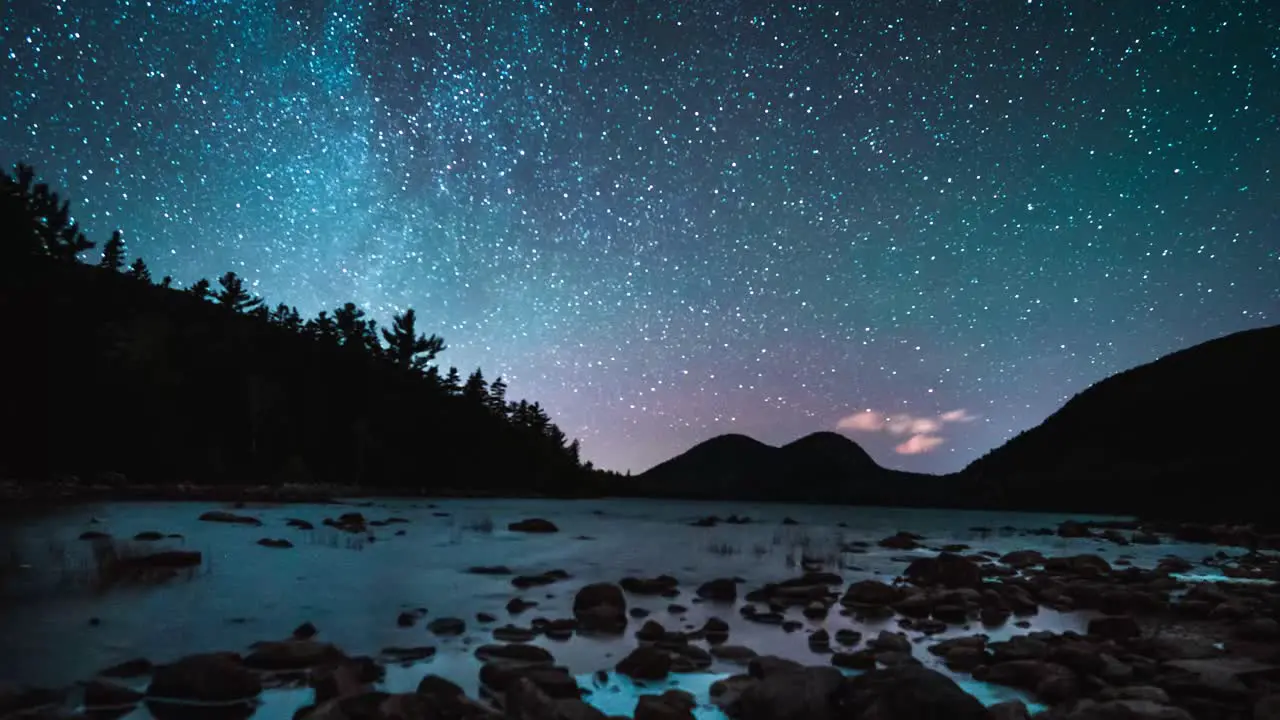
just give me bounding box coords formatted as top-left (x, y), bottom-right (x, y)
top-left (836, 410), bottom-right (884, 431)
top-left (940, 409), bottom-right (978, 423)
top-left (835, 407), bottom-right (980, 455)
top-left (895, 434), bottom-right (945, 455)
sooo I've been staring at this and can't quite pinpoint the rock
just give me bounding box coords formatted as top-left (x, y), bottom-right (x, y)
top-left (198, 510), bottom-right (262, 526)
top-left (1087, 615), bottom-right (1140, 640)
top-left (617, 647), bottom-right (672, 680)
top-left (133, 531), bottom-right (165, 541)
top-left (573, 583), bottom-right (627, 634)
top-left (711, 645), bottom-right (759, 665)
top-left (381, 646), bottom-right (437, 663)
top-left (147, 653), bottom-right (262, 703)
top-left (508, 518), bottom-right (558, 533)
top-left (508, 598), bottom-right (537, 614)
top-left (904, 552), bottom-right (982, 588)
top-left (503, 676), bottom-right (605, 720)
top-left (831, 650), bottom-right (877, 670)
top-left (1060, 699), bottom-right (1194, 720)
top-left (869, 630), bottom-right (911, 654)
top-left (879, 532), bottom-right (922, 550)
top-left (834, 665), bottom-right (989, 720)
top-left (97, 658), bottom-right (153, 678)
top-left (493, 625), bottom-right (537, 643)
top-left (0, 684), bottom-right (65, 717)
top-left (79, 530), bottom-right (111, 540)
top-left (834, 629), bottom-right (862, 646)
top-left (243, 639), bottom-right (346, 670)
top-left (697, 578), bottom-right (738, 602)
top-left (285, 518), bottom-right (315, 530)
top-left (1256, 695), bottom-right (1280, 720)
top-left (293, 621), bottom-right (319, 640)
top-left (513, 571), bottom-right (569, 588)
top-left (620, 575), bottom-right (680, 596)
top-left (474, 643), bottom-right (555, 665)
top-left (427, 617), bottom-right (466, 636)
top-left (83, 679), bottom-right (144, 708)
top-left (842, 580), bottom-right (902, 605)
top-left (1058, 520), bottom-right (1094, 538)
top-left (256, 538), bottom-right (293, 548)
top-left (731, 664), bottom-right (845, 720)
top-left (468, 565), bottom-right (514, 575)
top-left (988, 700), bottom-right (1032, 720)
top-left (310, 658), bottom-right (384, 703)
top-left (635, 690), bottom-right (697, 720)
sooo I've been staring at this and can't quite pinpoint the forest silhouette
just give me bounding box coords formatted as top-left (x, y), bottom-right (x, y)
top-left (1, 163), bottom-right (617, 496)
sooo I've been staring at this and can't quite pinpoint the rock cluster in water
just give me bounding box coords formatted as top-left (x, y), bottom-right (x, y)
top-left (9, 513), bottom-right (1280, 720)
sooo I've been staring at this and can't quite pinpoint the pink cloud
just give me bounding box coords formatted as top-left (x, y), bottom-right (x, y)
top-left (895, 434), bottom-right (945, 455)
top-left (836, 410), bottom-right (885, 431)
top-left (940, 409), bottom-right (978, 423)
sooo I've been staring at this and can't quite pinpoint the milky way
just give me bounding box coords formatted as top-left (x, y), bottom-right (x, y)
top-left (3, 1), bottom-right (1277, 474)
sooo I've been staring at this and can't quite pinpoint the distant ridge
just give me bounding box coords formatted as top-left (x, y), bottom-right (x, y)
top-left (627, 430), bottom-right (950, 506)
top-left (621, 324), bottom-right (1280, 520)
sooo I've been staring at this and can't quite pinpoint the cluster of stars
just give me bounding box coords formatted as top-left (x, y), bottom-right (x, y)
top-left (3, 0), bottom-right (1275, 473)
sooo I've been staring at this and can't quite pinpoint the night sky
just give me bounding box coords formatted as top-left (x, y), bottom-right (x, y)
top-left (3, 1), bottom-right (1277, 475)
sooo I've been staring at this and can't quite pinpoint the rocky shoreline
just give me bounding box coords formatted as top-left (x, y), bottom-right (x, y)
top-left (4, 510), bottom-right (1280, 720)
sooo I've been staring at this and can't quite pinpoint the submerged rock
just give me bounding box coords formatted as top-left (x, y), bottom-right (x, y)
top-left (146, 652), bottom-right (262, 703)
top-left (508, 518), bottom-right (558, 533)
top-left (198, 511), bottom-right (262, 526)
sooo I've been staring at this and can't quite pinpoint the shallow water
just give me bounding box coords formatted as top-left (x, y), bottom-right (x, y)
top-left (0, 497), bottom-right (1244, 718)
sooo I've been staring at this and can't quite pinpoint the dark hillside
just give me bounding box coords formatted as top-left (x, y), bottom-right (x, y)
top-left (1, 164), bottom-right (597, 496)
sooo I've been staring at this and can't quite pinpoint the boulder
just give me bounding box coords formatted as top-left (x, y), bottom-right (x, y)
top-left (834, 665), bottom-right (988, 720)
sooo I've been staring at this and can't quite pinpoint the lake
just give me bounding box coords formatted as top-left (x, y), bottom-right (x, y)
top-left (0, 497), bottom-right (1245, 718)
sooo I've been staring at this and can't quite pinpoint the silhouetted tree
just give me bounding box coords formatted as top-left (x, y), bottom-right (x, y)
top-left (100, 230), bottom-right (125, 271)
top-left (214, 271), bottom-right (263, 313)
top-left (268, 304), bottom-right (303, 333)
top-left (187, 278), bottom-right (211, 300)
top-left (462, 368), bottom-right (488, 404)
top-left (126, 258), bottom-right (151, 282)
top-left (334, 302), bottom-right (379, 352)
top-left (305, 311), bottom-right (340, 345)
top-left (488, 376), bottom-right (508, 416)
top-left (442, 367), bottom-right (462, 394)
top-left (381, 308), bottom-right (446, 372)
top-left (1, 164), bottom-right (97, 263)
top-left (160, 276), bottom-right (172, 289)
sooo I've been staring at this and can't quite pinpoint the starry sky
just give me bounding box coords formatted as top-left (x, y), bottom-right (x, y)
top-left (3, 1), bottom-right (1277, 475)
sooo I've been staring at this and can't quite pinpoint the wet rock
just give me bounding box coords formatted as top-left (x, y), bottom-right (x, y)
top-left (507, 598), bottom-right (538, 614)
top-left (697, 578), bottom-right (738, 602)
top-left (508, 518), bottom-right (558, 533)
top-left (476, 613), bottom-right (497, 624)
top-left (834, 629), bottom-right (862, 647)
top-left (978, 660), bottom-right (1080, 704)
top-left (427, 617), bottom-right (466, 636)
top-left (869, 630), bottom-right (911, 654)
top-left (479, 662), bottom-right (580, 703)
top-left (831, 650), bottom-right (877, 670)
top-left (1058, 698), bottom-right (1194, 720)
top-left (620, 575), bottom-right (680, 596)
top-left (878, 532), bottom-right (923, 550)
top-left (808, 629), bottom-right (831, 654)
top-left (711, 645), bottom-right (759, 665)
top-left (841, 580), bottom-right (902, 606)
top-left (617, 646), bottom-right (673, 680)
top-left (512, 570), bottom-right (569, 588)
top-left (988, 699), bottom-right (1032, 720)
top-left (310, 658), bottom-right (384, 703)
top-left (474, 643), bottom-right (555, 665)
top-left (493, 625), bottom-right (537, 643)
top-left (728, 662), bottom-right (844, 720)
top-left (198, 510), bottom-right (262, 526)
top-left (1087, 615), bottom-right (1141, 640)
top-left (256, 538), bottom-right (293, 549)
top-left (0, 683), bottom-right (66, 717)
top-left (468, 565), bottom-right (513, 575)
top-left (503, 676), bottom-right (605, 720)
top-left (380, 646), bottom-right (437, 663)
top-left (835, 665), bottom-right (989, 720)
top-left (243, 639), bottom-right (347, 670)
top-left (133, 531), bottom-right (165, 541)
top-left (97, 658), bottom-right (153, 678)
top-left (635, 690), bottom-right (697, 720)
top-left (146, 653), bottom-right (262, 703)
top-left (83, 678), bottom-right (144, 708)
top-left (292, 622), bottom-right (319, 640)
top-left (904, 552), bottom-right (983, 589)
top-left (285, 518), bottom-right (314, 530)
top-left (573, 583), bottom-right (627, 634)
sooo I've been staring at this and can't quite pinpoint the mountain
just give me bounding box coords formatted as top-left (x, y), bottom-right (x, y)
top-left (624, 325), bottom-right (1279, 520)
top-left (627, 430), bottom-right (953, 505)
top-left (956, 324), bottom-right (1280, 519)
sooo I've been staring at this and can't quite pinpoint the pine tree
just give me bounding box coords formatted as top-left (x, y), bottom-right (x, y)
top-left (333, 302), bottom-right (379, 351)
top-left (305, 311), bottom-right (340, 344)
top-left (442, 367), bottom-right (462, 394)
top-left (214, 271), bottom-right (263, 313)
top-left (462, 368), bottom-right (488, 404)
top-left (1, 164), bottom-right (94, 262)
top-left (188, 278), bottom-right (211, 300)
top-left (99, 230), bottom-right (125, 271)
top-left (126, 258), bottom-right (151, 282)
top-left (268, 304), bottom-right (303, 332)
top-left (381, 308), bottom-right (445, 372)
top-left (160, 275), bottom-right (172, 288)
top-left (487, 376), bottom-right (508, 416)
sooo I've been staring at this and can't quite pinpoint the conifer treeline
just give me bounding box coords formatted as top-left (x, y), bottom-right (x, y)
top-left (1, 163), bottom-right (614, 495)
